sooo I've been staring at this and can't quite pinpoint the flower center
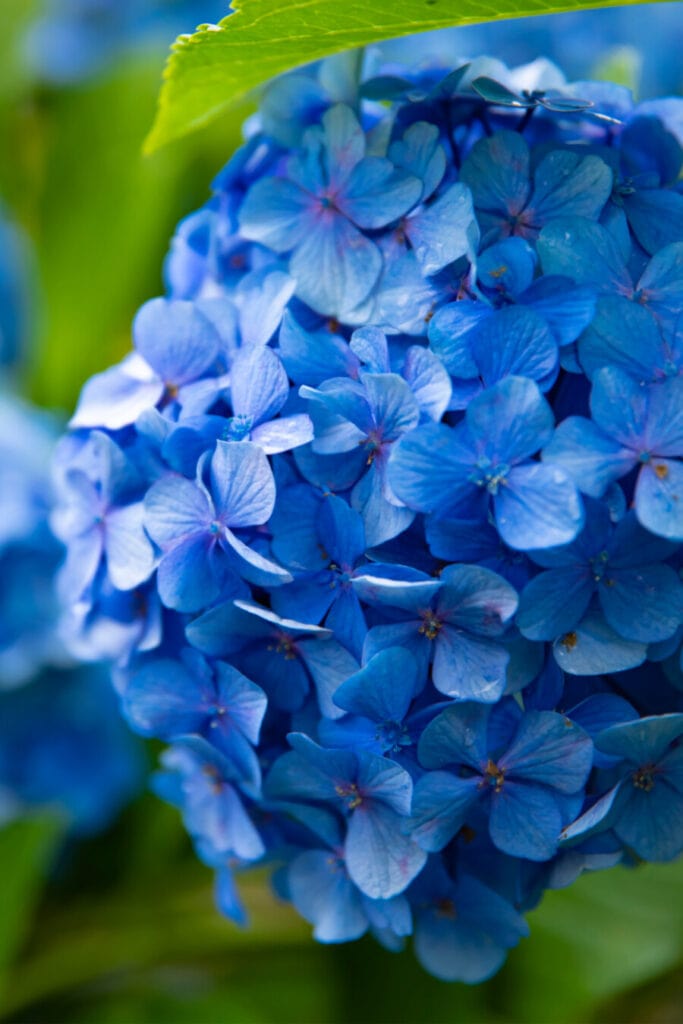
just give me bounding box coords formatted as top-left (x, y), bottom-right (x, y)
top-left (470, 459), bottom-right (510, 494)
top-left (484, 759), bottom-right (505, 793)
top-left (419, 611), bottom-right (443, 640)
top-left (632, 765), bottom-right (656, 792)
top-left (335, 783), bottom-right (363, 809)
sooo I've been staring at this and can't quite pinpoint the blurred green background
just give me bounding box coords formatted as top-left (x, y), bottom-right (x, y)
top-left (0, 2), bottom-right (682, 1021)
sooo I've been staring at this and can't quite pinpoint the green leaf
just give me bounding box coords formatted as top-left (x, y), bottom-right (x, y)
top-left (497, 859), bottom-right (683, 1023)
top-left (145, 0), bottom-right (663, 153)
top-left (0, 815), bottom-right (64, 1004)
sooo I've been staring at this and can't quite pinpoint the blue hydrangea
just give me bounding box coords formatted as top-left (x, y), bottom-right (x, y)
top-left (22, 0), bottom-right (231, 84)
top-left (57, 48), bottom-right (683, 982)
top-left (0, 392), bottom-right (143, 834)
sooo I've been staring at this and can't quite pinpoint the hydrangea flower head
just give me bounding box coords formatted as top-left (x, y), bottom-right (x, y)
top-left (56, 46), bottom-right (683, 981)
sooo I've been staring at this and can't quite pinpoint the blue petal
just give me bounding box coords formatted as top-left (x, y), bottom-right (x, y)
top-left (461, 132), bottom-right (530, 229)
top-left (289, 850), bottom-right (368, 943)
top-left (595, 713), bottom-right (683, 764)
top-left (470, 307), bottom-right (558, 391)
top-left (291, 215), bottom-right (382, 318)
top-left (124, 658), bottom-right (207, 737)
top-left (333, 647), bottom-right (417, 723)
top-left (552, 607), bottom-right (648, 675)
top-left (600, 564), bottom-right (683, 642)
top-left (351, 570), bottom-right (441, 613)
top-left (238, 176), bottom-right (314, 251)
top-left (349, 326), bottom-right (390, 373)
top-left (351, 462), bottom-right (415, 547)
top-left (517, 568), bottom-right (593, 641)
top-left (530, 150), bottom-right (612, 224)
top-left (214, 661), bottom-right (268, 745)
top-left (537, 218), bottom-right (631, 293)
top-left (362, 372), bottom-right (420, 441)
top-left (477, 238), bottom-right (536, 295)
top-left (235, 266), bottom-right (296, 348)
top-left (578, 295), bottom-right (662, 381)
top-left (157, 532), bottom-right (220, 612)
top-left (105, 502), bottom-right (156, 591)
top-left (428, 300), bottom-right (489, 378)
top-left (339, 157), bottom-right (422, 229)
top-left (409, 771), bottom-right (479, 851)
top-left (372, 251), bottom-right (444, 337)
top-left (405, 184), bottom-right (479, 276)
top-left (417, 703), bottom-right (490, 771)
top-left (388, 423), bottom-right (475, 516)
top-left (433, 628), bottom-right (510, 703)
top-left (500, 711), bottom-right (593, 793)
top-left (614, 781), bottom-right (683, 861)
top-left (388, 121), bottom-right (446, 201)
top-left (230, 347), bottom-right (288, 424)
top-left (70, 357), bottom-right (164, 430)
top-left (297, 637), bottom-right (360, 720)
top-left (221, 529), bottom-right (292, 587)
top-left (210, 440), bottom-right (276, 526)
top-left (635, 458), bottom-right (683, 540)
top-left (401, 345), bottom-right (452, 421)
top-left (324, 588), bottom-right (367, 660)
top-left (133, 298), bottom-right (220, 386)
top-left (542, 417), bottom-right (636, 497)
top-left (637, 242), bottom-right (683, 330)
top-left (624, 189), bottom-right (683, 256)
top-left (318, 494), bottom-right (366, 567)
top-left (489, 781), bottom-right (563, 861)
top-left (250, 414), bottom-right (314, 455)
top-left (278, 311), bottom-right (359, 387)
top-left (521, 276), bottom-right (596, 348)
top-left (437, 564), bottom-right (518, 636)
top-left (467, 376), bottom-right (554, 464)
top-left (345, 803), bottom-right (426, 899)
top-left (494, 463), bottom-right (584, 550)
top-left (145, 474), bottom-right (212, 548)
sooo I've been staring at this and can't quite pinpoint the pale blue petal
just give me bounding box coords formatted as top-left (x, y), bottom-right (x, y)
top-left (405, 184), bottom-right (479, 276)
top-left (345, 803), bottom-right (426, 899)
top-left (210, 440), bottom-right (276, 526)
top-left (495, 463), bottom-right (584, 550)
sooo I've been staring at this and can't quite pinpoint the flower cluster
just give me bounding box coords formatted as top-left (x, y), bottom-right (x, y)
top-left (56, 52), bottom-right (683, 981)
top-left (0, 390), bottom-right (143, 833)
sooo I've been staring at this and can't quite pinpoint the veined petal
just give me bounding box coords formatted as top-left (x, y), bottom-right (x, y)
top-left (291, 215), bottom-right (382, 319)
top-left (542, 417), bottom-right (636, 497)
top-left (105, 502), bottom-right (155, 590)
top-left (222, 527), bottom-right (292, 587)
top-left (495, 463), bottom-right (584, 550)
top-left (345, 803), bottom-right (426, 899)
top-left (339, 157), bottom-right (422, 229)
top-left (409, 771), bottom-right (480, 851)
top-left (489, 781), bottom-right (563, 861)
top-left (158, 532), bottom-right (220, 612)
top-left (405, 184), bottom-right (479, 276)
top-left (433, 628), bottom-right (509, 703)
top-left (635, 458), bottom-right (683, 541)
top-left (517, 568), bottom-right (593, 641)
top-left (145, 474), bottom-right (213, 548)
top-left (238, 176), bottom-right (314, 251)
top-left (133, 298), bottom-right (220, 386)
top-left (500, 710), bottom-right (593, 793)
top-left (210, 440), bottom-right (276, 527)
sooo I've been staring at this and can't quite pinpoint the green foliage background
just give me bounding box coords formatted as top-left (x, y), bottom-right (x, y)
top-left (0, 2), bottom-right (681, 1021)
